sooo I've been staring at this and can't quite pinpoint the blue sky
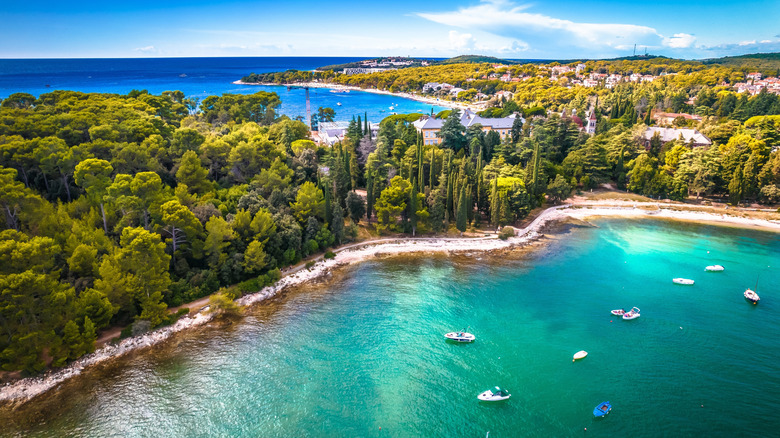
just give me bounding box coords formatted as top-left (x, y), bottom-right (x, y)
top-left (3, 0), bottom-right (779, 59)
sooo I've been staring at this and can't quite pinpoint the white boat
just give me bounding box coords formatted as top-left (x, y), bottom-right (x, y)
top-left (622, 307), bottom-right (641, 320)
top-left (673, 278), bottom-right (695, 285)
top-left (705, 265), bottom-right (725, 272)
top-left (336, 102), bottom-right (342, 106)
top-left (444, 330), bottom-right (475, 342)
top-left (610, 309), bottom-right (625, 316)
top-left (477, 387), bottom-right (511, 401)
top-left (573, 350), bottom-right (588, 361)
top-left (744, 289), bottom-right (760, 304)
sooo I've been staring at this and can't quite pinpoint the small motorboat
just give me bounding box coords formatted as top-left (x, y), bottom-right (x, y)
top-left (336, 102), bottom-right (342, 106)
top-left (444, 330), bottom-right (475, 342)
top-left (705, 265), bottom-right (725, 272)
top-left (673, 278), bottom-right (695, 285)
top-left (573, 350), bottom-right (588, 361)
top-left (477, 387), bottom-right (511, 402)
top-left (593, 401), bottom-right (612, 417)
top-left (610, 309), bottom-right (626, 316)
top-left (622, 307), bottom-right (640, 320)
top-left (744, 289), bottom-right (760, 304)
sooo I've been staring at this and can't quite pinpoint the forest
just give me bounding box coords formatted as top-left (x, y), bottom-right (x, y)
top-left (2, 54), bottom-right (780, 375)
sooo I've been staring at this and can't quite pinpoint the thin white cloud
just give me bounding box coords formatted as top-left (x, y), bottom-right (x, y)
top-left (418, 0), bottom-right (664, 50)
top-left (663, 33), bottom-right (696, 49)
top-left (133, 45), bottom-right (156, 53)
top-left (739, 40), bottom-right (756, 46)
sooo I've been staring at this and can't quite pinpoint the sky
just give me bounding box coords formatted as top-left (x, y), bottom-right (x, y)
top-left (3, 0), bottom-right (780, 60)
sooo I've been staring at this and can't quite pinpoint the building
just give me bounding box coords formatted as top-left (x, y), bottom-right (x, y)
top-left (412, 109), bottom-right (521, 145)
top-left (342, 68), bottom-right (391, 75)
top-left (585, 110), bottom-right (597, 135)
top-left (652, 111), bottom-right (703, 125)
top-left (314, 121), bottom-right (379, 146)
top-left (642, 127), bottom-right (712, 147)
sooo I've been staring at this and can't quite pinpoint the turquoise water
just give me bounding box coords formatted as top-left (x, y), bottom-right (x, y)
top-left (2, 219), bottom-right (779, 437)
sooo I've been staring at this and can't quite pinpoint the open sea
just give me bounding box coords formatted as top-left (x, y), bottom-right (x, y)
top-left (2, 218), bottom-right (779, 437)
top-left (0, 57), bottom-right (450, 123)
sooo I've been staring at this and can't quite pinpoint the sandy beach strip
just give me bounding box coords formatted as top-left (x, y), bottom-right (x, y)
top-left (232, 80), bottom-right (480, 112)
top-left (1, 203), bottom-right (778, 406)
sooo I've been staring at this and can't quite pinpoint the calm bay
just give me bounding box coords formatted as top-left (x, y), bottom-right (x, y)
top-left (2, 218), bottom-right (779, 437)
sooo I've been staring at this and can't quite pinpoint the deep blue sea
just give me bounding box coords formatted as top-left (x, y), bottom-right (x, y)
top-left (0, 57), bottom-right (450, 122)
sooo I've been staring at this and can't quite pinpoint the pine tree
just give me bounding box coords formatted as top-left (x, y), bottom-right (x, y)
top-left (456, 183), bottom-right (468, 233)
top-left (82, 316), bottom-right (97, 354)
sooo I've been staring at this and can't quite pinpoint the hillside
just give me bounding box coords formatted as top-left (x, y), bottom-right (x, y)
top-left (436, 55), bottom-right (516, 65)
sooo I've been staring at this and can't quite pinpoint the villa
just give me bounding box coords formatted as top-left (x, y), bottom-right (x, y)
top-left (412, 109), bottom-right (520, 145)
top-left (314, 121), bottom-right (379, 146)
top-left (642, 127), bottom-right (712, 147)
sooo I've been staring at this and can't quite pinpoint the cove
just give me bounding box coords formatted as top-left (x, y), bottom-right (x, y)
top-left (2, 218), bottom-right (779, 437)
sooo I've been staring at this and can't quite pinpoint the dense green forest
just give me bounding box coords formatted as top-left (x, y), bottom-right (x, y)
top-left (3, 54), bottom-right (780, 375)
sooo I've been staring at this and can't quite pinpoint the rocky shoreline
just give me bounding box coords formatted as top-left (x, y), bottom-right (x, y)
top-left (1, 203), bottom-right (778, 407)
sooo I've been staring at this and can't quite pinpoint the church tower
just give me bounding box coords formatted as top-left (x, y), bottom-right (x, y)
top-left (586, 110), bottom-right (597, 135)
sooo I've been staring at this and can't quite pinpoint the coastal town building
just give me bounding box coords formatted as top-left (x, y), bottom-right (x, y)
top-left (585, 110), bottom-right (597, 135)
top-left (412, 109), bottom-right (520, 145)
top-left (642, 127), bottom-right (712, 147)
top-left (313, 121), bottom-right (378, 146)
top-left (342, 68), bottom-right (393, 75)
top-left (652, 111), bottom-right (703, 125)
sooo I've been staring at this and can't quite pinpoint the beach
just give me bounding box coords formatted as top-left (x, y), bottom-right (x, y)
top-left (1, 202), bottom-right (778, 407)
top-left (232, 80), bottom-right (482, 113)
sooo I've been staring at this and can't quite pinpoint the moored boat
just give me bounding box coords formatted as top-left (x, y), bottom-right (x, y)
top-left (593, 401), bottom-right (612, 417)
top-left (622, 307), bottom-right (640, 320)
top-left (573, 350), bottom-right (588, 361)
top-left (705, 265), bottom-right (725, 272)
top-left (444, 330), bottom-right (475, 342)
top-left (673, 278), bottom-right (695, 285)
top-left (477, 387), bottom-right (511, 402)
top-left (744, 289), bottom-right (760, 304)
top-left (610, 309), bottom-right (625, 316)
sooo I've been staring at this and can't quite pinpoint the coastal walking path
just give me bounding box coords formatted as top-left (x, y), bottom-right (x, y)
top-left (5, 198), bottom-right (779, 405)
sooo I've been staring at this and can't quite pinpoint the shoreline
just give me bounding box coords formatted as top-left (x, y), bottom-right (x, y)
top-left (1, 203), bottom-right (778, 407)
top-left (231, 80), bottom-right (479, 112)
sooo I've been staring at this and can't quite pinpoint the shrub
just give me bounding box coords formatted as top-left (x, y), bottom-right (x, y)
top-left (305, 260), bottom-right (316, 269)
top-left (208, 292), bottom-right (240, 316)
top-left (498, 226), bottom-right (515, 240)
top-left (324, 250), bottom-right (336, 259)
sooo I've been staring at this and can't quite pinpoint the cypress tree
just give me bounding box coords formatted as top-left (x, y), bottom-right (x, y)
top-left (409, 182), bottom-right (419, 236)
top-left (324, 179), bottom-right (333, 225)
top-left (490, 178), bottom-right (500, 229)
top-left (418, 143), bottom-right (425, 191)
top-left (456, 183), bottom-right (468, 233)
top-left (331, 201), bottom-right (344, 245)
top-left (364, 112), bottom-right (369, 135)
top-left (466, 182), bottom-right (473, 223)
top-left (429, 147), bottom-right (436, 189)
top-left (357, 115), bottom-right (363, 136)
top-left (530, 139), bottom-right (541, 202)
top-left (444, 169), bottom-right (451, 224)
top-left (366, 170), bottom-right (374, 223)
